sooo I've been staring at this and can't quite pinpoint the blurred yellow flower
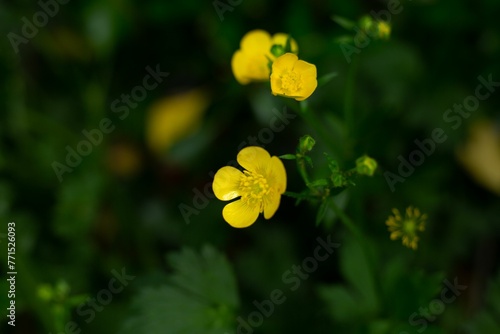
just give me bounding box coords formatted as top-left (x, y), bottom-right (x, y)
top-left (212, 146), bottom-right (287, 228)
top-left (146, 89), bottom-right (209, 155)
top-left (231, 30), bottom-right (298, 85)
top-left (457, 120), bottom-right (500, 195)
top-left (270, 53), bottom-right (317, 101)
top-left (386, 206), bottom-right (427, 250)
top-left (377, 21), bottom-right (391, 39)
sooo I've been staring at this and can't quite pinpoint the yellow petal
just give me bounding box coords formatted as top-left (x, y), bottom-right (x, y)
top-left (213, 166), bottom-right (243, 201)
top-left (146, 89), bottom-right (209, 154)
top-left (237, 146), bottom-right (271, 173)
top-left (265, 156), bottom-right (287, 194)
top-left (293, 60), bottom-right (317, 101)
top-left (263, 190), bottom-right (281, 219)
top-left (294, 78), bottom-right (317, 101)
top-left (222, 199), bottom-right (260, 228)
top-left (231, 49), bottom-right (269, 84)
top-left (272, 53), bottom-right (298, 73)
top-left (231, 50), bottom-right (251, 85)
top-left (240, 30), bottom-right (272, 54)
top-left (293, 59), bottom-right (316, 76)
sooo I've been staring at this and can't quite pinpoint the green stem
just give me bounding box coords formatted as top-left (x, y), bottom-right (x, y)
top-left (297, 101), bottom-right (341, 158)
top-left (329, 199), bottom-right (364, 242)
top-left (343, 56), bottom-right (359, 139)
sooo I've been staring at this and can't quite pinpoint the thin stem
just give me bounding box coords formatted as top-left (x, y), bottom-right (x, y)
top-left (329, 199), bottom-right (364, 242)
top-left (297, 101), bottom-right (341, 158)
top-left (343, 56), bottom-right (359, 139)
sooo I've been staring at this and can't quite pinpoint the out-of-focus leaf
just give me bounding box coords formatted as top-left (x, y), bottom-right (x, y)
top-left (465, 270), bottom-right (500, 333)
top-left (52, 169), bottom-right (105, 239)
top-left (318, 237), bottom-right (378, 321)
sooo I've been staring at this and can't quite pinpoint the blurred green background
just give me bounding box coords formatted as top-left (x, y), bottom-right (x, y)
top-left (1, 0), bottom-right (500, 333)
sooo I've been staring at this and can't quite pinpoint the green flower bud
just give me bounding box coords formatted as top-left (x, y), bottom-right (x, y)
top-left (359, 15), bottom-right (375, 32)
top-left (270, 44), bottom-right (286, 58)
top-left (356, 155), bottom-right (377, 176)
top-left (299, 135), bottom-right (316, 153)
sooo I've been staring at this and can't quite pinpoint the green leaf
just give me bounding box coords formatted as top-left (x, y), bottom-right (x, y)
top-left (279, 154), bottom-right (296, 160)
top-left (52, 169), bottom-right (104, 239)
top-left (319, 237), bottom-right (379, 322)
top-left (317, 285), bottom-right (359, 322)
top-left (122, 245), bottom-right (239, 334)
top-left (332, 15), bottom-right (356, 30)
top-left (340, 238), bottom-right (379, 314)
top-left (466, 270), bottom-right (500, 332)
top-left (324, 152), bottom-right (339, 173)
top-left (309, 179), bottom-right (329, 188)
top-left (167, 246), bottom-right (239, 307)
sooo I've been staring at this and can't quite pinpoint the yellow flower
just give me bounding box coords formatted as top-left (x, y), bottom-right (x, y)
top-left (270, 53), bottom-right (317, 101)
top-left (386, 206), bottom-right (427, 250)
top-left (146, 89), bottom-right (209, 155)
top-left (231, 30), bottom-right (298, 85)
top-left (212, 146), bottom-right (287, 228)
top-left (457, 120), bottom-right (500, 195)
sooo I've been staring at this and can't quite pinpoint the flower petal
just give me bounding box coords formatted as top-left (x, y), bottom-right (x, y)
top-left (263, 190), bottom-right (281, 219)
top-left (266, 156), bottom-right (287, 194)
top-left (222, 199), bottom-right (260, 228)
top-left (240, 30), bottom-right (271, 54)
top-left (237, 146), bottom-right (271, 174)
top-left (213, 166), bottom-right (243, 201)
top-left (294, 77), bottom-right (317, 101)
top-left (272, 53), bottom-right (298, 73)
top-left (293, 59), bottom-right (316, 76)
top-left (231, 50), bottom-right (251, 85)
top-left (294, 60), bottom-right (317, 101)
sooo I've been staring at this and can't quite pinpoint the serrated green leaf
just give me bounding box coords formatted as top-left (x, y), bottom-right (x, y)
top-left (340, 238), bottom-right (379, 315)
top-left (121, 245), bottom-right (239, 334)
top-left (167, 245), bottom-right (239, 307)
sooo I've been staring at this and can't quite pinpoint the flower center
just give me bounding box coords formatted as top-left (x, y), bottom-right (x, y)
top-left (280, 69), bottom-right (301, 94)
top-left (402, 220), bottom-right (416, 235)
top-left (240, 170), bottom-right (270, 200)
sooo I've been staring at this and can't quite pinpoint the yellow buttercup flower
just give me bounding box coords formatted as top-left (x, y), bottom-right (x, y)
top-left (212, 146), bottom-right (287, 228)
top-left (231, 30), bottom-right (298, 85)
top-left (270, 53), bottom-right (317, 101)
top-left (386, 206), bottom-right (427, 250)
